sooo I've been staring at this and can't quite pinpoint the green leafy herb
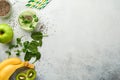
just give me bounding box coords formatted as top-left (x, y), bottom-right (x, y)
top-left (34, 17), bottom-right (39, 22)
top-left (5, 31), bottom-right (44, 63)
top-left (33, 52), bottom-right (41, 63)
top-left (9, 44), bottom-right (18, 49)
top-left (38, 39), bottom-right (42, 46)
top-left (22, 20), bottom-right (31, 24)
top-left (23, 41), bottom-right (29, 48)
top-left (5, 50), bottom-right (11, 57)
top-left (24, 51), bottom-right (32, 61)
top-left (33, 15), bottom-right (36, 18)
top-left (36, 52), bottom-right (41, 60)
top-left (31, 32), bottom-right (43, 40)
top-left (19, 16), bottom-right (24, 20)
top-left (27, 41), bottom-right (38, 53)
top-left (23, 40), bottom-right (41, 62)
top-left (16, 38), bottom-right (22, 46)
top-left (21, 15), bottom-right (33, 24)
top-left (29, 24), bottom-right (34, 28)
top-left (16, 50), bottom-right (21, 56)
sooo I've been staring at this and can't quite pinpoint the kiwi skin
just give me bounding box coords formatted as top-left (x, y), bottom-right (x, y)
top-left (26, 69), bottom-right (36, 80)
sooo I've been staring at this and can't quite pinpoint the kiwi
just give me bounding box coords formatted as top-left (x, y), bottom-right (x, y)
top-left (26, 69), bottom-right (36, 79)
top-left (16, 73), bottom-right (26, 80)
top-left (9, 67), bottom-right (30, 80)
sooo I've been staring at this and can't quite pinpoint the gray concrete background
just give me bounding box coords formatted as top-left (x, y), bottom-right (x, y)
top-left (0, 0), bottom-right (120, 80)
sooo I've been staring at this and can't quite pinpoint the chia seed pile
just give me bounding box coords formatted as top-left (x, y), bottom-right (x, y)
top-left (0, 1), bottom-right (10, 16)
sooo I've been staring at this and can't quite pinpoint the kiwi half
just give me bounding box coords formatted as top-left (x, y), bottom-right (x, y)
top-left (9, 67), bottom-right (36, 80)
top-left (9, 67), bottom-right (29, 80)
top-left (26, 69), bottom-right (36, 79)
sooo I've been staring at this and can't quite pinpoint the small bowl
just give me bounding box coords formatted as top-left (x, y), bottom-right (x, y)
top-left (18, 10), bottom-right (39, 31)
top-left (0, 0), bottom-right (12, 18)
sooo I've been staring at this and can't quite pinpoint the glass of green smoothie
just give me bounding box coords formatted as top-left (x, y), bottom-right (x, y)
top-left (18, 10), bottom-right (39, 31)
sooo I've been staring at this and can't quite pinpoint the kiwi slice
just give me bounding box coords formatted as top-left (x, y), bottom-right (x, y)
top-left (16, 73), bottom-right (26, 80)
top-left (26, 69), bottom-right (36, 79)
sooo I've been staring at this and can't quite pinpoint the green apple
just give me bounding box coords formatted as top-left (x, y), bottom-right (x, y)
top-left (0, 24), bottom-right (13, 43)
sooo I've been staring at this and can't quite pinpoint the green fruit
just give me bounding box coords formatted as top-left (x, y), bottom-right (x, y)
top-left (26, 69), bottom-right (36, 80)
top-left (16, 72), bottom-right (26, 80)
top-left (18, 10), bottom-right (39, 31)
top-left (0, 24), bottom-right (13, 43)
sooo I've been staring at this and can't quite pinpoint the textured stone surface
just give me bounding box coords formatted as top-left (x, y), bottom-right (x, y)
top-left (0, 0), bottom-right (120, 80)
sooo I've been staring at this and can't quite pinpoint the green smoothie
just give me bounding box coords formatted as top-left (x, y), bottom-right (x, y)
top-left (18, 10), bottom-right (39, 31)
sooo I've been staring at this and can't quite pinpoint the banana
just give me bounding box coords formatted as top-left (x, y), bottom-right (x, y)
top-left (0, 62), bottom-right (25, 80)
top-left (0, 57), bottom-right (22, 71)
top-left (28, 63), bottom-right (35, 68)
top-left (24, 61), bottom-right (35, 69)
top-left (0, 58), bottom-right (35, 80)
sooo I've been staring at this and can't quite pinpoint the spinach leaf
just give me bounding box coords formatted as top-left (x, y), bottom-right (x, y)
top-left (31, 32), bottom-right (43, 40)
top-left (9, 44), bottom-right (18, 49)
top-left (16, 38), bottom-right (22, 46)
top-left (5, 50), bottom-right (11, 56)
top-left (27, 41), bottom-right (38, 52)
top-left (32, 52), bottom-right (41, 63)
top-left (16, 50), bottom-right (21, 56)
top-left (24, 51), bottom-right (32, 61)
top-left (39, 39), bottom-right (42, 46)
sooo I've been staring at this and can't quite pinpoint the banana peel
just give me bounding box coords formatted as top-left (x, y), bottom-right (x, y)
top-left (0, 57), bottom-right (34, 80)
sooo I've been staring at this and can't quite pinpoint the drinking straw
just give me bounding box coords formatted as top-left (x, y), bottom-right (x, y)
top-left (26, 0), bottom-right (51, 9)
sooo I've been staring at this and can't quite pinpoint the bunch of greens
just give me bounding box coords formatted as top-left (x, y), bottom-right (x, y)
top-left (5, 32), bottom-right (45, 63)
